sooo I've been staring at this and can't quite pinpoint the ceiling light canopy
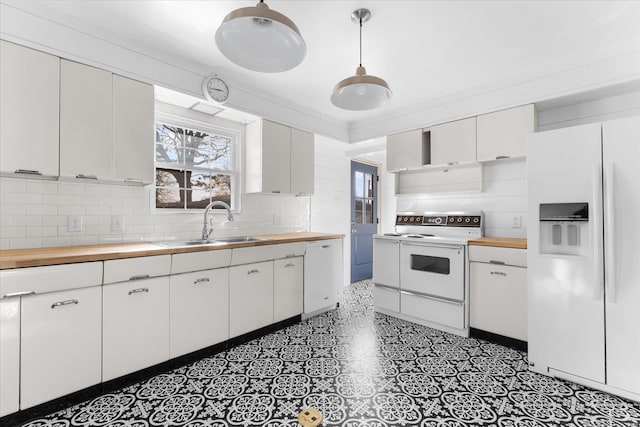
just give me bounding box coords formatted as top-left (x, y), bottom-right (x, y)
top-left (215, 0), bottom-right (306, 73)
top-left (331, 9), bottom-right (392, 111)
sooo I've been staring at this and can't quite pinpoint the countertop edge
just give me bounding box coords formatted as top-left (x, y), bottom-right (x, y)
top-left (468, 237), bottom-right (527, 250)
top-left (0, 233), bottom-right (345, 270)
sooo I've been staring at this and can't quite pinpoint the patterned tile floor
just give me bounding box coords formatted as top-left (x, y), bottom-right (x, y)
top-left (22, 280), bottom-right (640, 427)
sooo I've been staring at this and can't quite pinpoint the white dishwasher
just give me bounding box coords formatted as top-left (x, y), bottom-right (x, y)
top-left (303, 239), bottom-right (343, 317)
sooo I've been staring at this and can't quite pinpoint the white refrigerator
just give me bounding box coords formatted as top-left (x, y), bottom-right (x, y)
top-left (526, 115), bottom-right (639, 402)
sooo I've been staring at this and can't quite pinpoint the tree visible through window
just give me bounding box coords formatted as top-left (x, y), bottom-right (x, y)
top-left (154, 116), bottom-right (238, 210)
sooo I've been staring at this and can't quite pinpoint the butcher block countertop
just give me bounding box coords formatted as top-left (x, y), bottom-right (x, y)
top-left (0, 232), bottom-right (343, 270)
top-left (468, 237), bottom-right (527, 249)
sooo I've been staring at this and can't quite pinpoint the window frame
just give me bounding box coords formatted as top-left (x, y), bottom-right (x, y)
top-left (153, 112), bottom-right (241, 213)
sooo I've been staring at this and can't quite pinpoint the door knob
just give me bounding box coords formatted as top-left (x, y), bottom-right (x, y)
top-left (352, 229), bottom-right (357, 234)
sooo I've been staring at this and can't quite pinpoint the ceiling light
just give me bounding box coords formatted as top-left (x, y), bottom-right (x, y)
top-left (215, 0), bottom-right (306, 73)
top-left (331, 9), bottom-right (392, 111)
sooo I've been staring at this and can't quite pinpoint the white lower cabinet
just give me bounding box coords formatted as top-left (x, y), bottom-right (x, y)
top-left (102, 277), bottom-right (170, 381)
top-left (20, 287), bottom-right (102, 409)
top-left (229, 261), bottom-right (274, 338)
top-left (0, 297), bottom-right (20, 417)
top-left (169, 268), bottom-right (229, 358)
top-left (274, 257), bottom-right (303, 323)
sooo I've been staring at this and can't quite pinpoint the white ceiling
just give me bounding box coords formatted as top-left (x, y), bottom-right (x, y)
top-left (2, 0), bottom-right (639, 141)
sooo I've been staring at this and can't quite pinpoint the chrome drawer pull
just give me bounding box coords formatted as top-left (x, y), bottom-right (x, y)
top-left (322, 245), bottom-right (331, 249)
top-left (14, 169), bottom-right (42, 175)
top-left (489, 260), bottom-right (506, 265)
top-left (491, 271), bottom-right (507, 276)
top-left (124, 178), bottom-right (143, 183)
top-left (129, 274), bottom-right (150, 281)
top-left (284, 263), bottom-right (296, 268)
top-left (247, 269), bottom-right (259, 275)
top-left (495, 155), bottom-right (510, 160)
top-left (286, 253), bottom-right (296, 258)
top-left (194, 277), bottom-right (210, 284)
top-left (128, 288), bottom-right (149, 295)
top-left (3, 290), bottom-right (36, 298)
top-left (51, 299), bottom-right (78, 309)
top-left (76, 174), bottom-right (97, 180)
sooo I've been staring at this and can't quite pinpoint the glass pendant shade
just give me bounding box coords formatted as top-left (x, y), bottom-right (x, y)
top-left (331, 66), bottom-right (392, 111)
top-left (215, 1), bottom-right (306, 73)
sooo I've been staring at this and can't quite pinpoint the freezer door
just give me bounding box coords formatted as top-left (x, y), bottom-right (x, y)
top-left (526, 122), bottom-right (605, 383)
top-left (603, 116), bottom-right (640, 395)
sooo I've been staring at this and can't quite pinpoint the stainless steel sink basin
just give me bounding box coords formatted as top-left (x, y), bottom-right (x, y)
top-left (153, 236), bottom-right (267, 248)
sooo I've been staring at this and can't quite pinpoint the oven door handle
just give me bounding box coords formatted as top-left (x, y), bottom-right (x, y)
top-left (400, 289), bottom-right (463, 306)
top-left (374, 283), bottom-right (399, 292)
top-left (400, 242), bottom-right (464, 251)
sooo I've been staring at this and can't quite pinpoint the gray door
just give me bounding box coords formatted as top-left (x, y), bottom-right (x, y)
top-left (351, 160), bottom-right (378, 282)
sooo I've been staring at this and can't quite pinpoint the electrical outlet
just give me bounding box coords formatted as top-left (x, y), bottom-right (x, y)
top-left (512, 215), bottom-right (521, 228)
top-left (67, 215), bottom-right (82, 232)
top-left (111, 215), bottom-right (124, 232)
top-left (273, 214), bottom-right (283, 225)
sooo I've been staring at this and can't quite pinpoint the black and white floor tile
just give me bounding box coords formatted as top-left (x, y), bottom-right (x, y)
top-left (22, 280), bottom-right (640, 427)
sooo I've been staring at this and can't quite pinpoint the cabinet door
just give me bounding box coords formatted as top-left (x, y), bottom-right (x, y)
top-left (470, 262), bottom-right (527, 341)
top-left (229, 261), bottom-right (274, 338)
top-left (430, 117), bottom-right (476, 165)
top-left (373, 238), bottom-right (399, 288)
top-left (477, 104), bottom-right (535, 161)
top-left (103, 277), bottom-right (169, 381)
top-left (0, 41), bottom-right (60, 177)
top-left (21, 287), bottom-right (102, 409)
top-left (386, 129), bottom-right (426, 171)
top-left (113, 75), bottom-right (155, 184)
top-left (60, 59), bottom-right (113, 180)
top-left (290, 128), bottom-right (314, 195)
top-left (0, 297), bottom-right (20, 416)
top-left (261, 120), bottom-right (291, 193)
top-left (274, 257), bottom-right (303, 322)
top-left (169, 268), bottom-right (229, 358)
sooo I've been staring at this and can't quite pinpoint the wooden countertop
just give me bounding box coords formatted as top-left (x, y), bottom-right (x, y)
top-left (0, 232), bottom-right (344, 270)
top-left (468, 237), bottom-right (527, 249)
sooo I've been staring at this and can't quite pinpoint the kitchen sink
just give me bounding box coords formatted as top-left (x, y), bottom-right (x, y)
top-left (153, 236), bottom-right (267, 248)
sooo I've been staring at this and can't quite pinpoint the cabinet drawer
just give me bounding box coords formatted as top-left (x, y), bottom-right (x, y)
top-left (171, 249), bottom-right (231, 274)
top-left (230, 242), bottom-right (305, 265)
top-left (0, 262), bottom-right (103, 297)
top-left (470, 262), bottom-right (527, 340)
top-left (373, 285), bottom-right (399, 312)
top-left (103, 255), bottom-right (171, 284)
top-left (400, 291), bottom-right (464, 330)
top-left (469, 245), bottom-right (526, 267)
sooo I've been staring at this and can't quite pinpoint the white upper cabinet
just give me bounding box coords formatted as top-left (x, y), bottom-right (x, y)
top-left (430, 117), bottom-right (477, 166)
top-left (0, 41), bottom-right (60, 177)
top-left (113, 74), bottom-right (155, 184)
top-left (246, 119), bottom-right (314, 195)
top-left (477, 104), bottom-right (536, 161)
top-left (386, 129), bottom-right (429, 172)
top-left (60, 59), bottom-right (113, 180)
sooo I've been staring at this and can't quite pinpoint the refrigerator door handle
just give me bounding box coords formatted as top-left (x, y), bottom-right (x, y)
top-left (592, 163), bottom-right (604, 301)
top-left (604, 163), bottom-right (616, 303)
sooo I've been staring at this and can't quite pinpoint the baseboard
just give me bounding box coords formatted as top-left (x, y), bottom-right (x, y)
top-left (470, 327), bottom-right (528, 352)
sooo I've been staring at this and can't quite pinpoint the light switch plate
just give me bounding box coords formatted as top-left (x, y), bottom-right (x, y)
top-left (512, 215), bottom-right (521, 228)
top-left (67, 215), bottom-right (82, 232)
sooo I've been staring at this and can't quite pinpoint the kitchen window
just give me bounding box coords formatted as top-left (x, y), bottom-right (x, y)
top-left (154, 113), bottom-right (240, 211)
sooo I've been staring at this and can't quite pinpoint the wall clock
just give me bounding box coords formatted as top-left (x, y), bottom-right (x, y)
top-left (202, 75), bottom-right (229, 104)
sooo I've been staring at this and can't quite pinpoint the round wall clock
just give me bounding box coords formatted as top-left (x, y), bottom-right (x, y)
top-left (202, 75), bottom-right (229, 104)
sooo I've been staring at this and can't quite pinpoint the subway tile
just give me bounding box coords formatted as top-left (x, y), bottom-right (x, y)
top-left (26, 181), bottom-right (58, 194)
top-left (28, 204), bottom-right (58, 216)
top-left (72, 236), bottom-right (100, 246)
top-left (58, 205), bottom-right (86, 215)
top-left (99, 235), bottom-right (123, 244)
top-left (43, 216), bottom-right (66, 226)
top-left (58, 182), bottom-right (85, 195)
top-left (42, 237), bottom-right (73, 247)
top-left (86, 206), bottom-right (108, 216)
top-left (0, 178), bottom-right (26, 193)
top-left (10, 237), bottom-right (42, 249)
top-left (10, 192), bottom-right (42, 205)
top-left (11, 216), bottom-right (42, 227)
top-left (0, 227), bottom-right (26, 238)
top-left (0, 203), bottom-right (25, 216)
top-left (26, 226), bottom-right (58, 238)
top-left (0, 239), bottom-right (9, 250)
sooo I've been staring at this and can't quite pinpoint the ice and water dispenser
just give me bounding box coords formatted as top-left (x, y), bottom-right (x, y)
top-left (539, 203), bottom-right (589, 256)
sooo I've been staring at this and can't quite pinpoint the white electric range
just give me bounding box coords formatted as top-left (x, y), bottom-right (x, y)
top-left (372, 211), bottom-right (484, 337)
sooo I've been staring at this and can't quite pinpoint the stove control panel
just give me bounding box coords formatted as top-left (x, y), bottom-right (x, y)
top-left (447, 215), bottom-right (482, 227)
top-left (396, 214), bottom-right (482, 227)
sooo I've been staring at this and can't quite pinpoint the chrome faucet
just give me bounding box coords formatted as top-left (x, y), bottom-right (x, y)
top-left (202, 201), bottom-right (234, 240)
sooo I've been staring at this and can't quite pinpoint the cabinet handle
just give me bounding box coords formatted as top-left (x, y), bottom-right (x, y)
top-left (51, 299), bottom-right (78, 309)
top-left (129, 274), bottom-right (150, 281)
top-left (125, 178), bottom-right (143, 183)
top-left (495, 155), bottom-right (510, 160)
top-left (284, 263), bottom-right (296, 268)
top-left (14, 169), bottom-right (42, 176)
top-left (447, 162), bottom-right (459, 166)
top-left (76, 174), bottom-right (98, 180)
top-left (271, 190), bottom-right (281, 194)
top-left (491, 271), bottom-right (507, 276)
top-left (247, 269), bottom-right (259, 275)
top-left (285, 253), bottom-right (296, 258)
top-left (322, 245), bottom-right (331, 249)
top-left (3, 290), bottom-right (36, 298)
top-left (128, 287), bottom-right (149, 295)
top-left (489, 260), bottom-right (506, 265)
top-left (194, 277), bottom-right (210, 284)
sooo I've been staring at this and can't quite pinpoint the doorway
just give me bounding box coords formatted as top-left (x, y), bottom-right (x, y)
top-left (350, 160), bottom-right (378, 282)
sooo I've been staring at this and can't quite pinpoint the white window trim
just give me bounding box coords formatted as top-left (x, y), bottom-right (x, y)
top-left (152, 111), bottom-right (242, 213)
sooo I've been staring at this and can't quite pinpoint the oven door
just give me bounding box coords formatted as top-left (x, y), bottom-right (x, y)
top-left (400, 242), bottom-right (465, 301)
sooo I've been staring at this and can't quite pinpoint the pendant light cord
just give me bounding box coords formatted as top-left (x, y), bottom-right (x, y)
top-left (359, 16), bottom-right (363, 67)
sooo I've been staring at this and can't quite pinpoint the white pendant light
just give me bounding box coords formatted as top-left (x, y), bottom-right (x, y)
top-left (331, 9), bottom-right (392, 111)
top-left (215, 0), bottom-right (306, 73)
